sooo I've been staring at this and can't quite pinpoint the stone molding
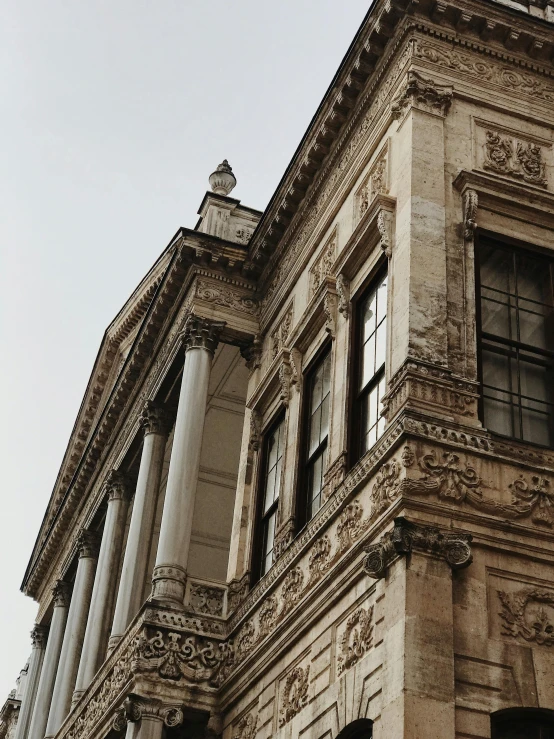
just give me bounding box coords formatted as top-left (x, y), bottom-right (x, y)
top-left (483, 128), bottom-right (548, 187)
top-left (279, 664), bottom-right (310, 727)
top-left (181, 314), bottom-right (226, 355)
top-left (363, 516), bottom-right (473, 579)
top-left (195, 278), bottom-right (259, 316)
top-left (139, 400), bottom-right (171, 437)
top-left (497, 587), bottom-right (554, 647)
top-left (462, 188), bottom-right (478, 241)
top-left (76, 530), bottom-right (100, 559)
top-left (52, 580), bottom-right (71, 608)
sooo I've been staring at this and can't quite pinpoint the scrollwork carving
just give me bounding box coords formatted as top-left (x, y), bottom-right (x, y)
top-left (498, 588), bottom-right (554, 647)
top-left (195, 279), bottom-right (259, 315)
top-left (233, 712), bottom-right (258, 739)
top-left (391, 70), bottom-right (452, 121)
top-left (336, 274), bottom-right (350, 316)
top-left (338, 606), bottom-right (374, 674)
top-left (483, 130), bottom-right (547, 187)
top-left (188, 583), bottom-right (225, 618)
top-left (363, 517), bottom-right (473, 579)
top-left (462, 189), bottom-right (478, 241)
top-left (182, 314), bottom-right (226, 355)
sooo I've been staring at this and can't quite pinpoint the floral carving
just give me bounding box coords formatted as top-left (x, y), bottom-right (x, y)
top-left (498, 589), bottom-right (554, 647)
top-left (371, 461), bottom-right (402, 517)
top-left (462, 189), bottom-right (478, 240)
top-left (227, 573), bottom-right (249, 614)
top-left (323, 292), bottom-right (338, 338)
top-left (336, 274), bottom-right (350, 316)
top-left (377, 209), bottom-right (393, 258)
top-left (391, 70), bottom-right (452, 120)
top-left (235, 227), bottom-right (254, 245)
top-left (336, 501), bottom-right (367, 555)
top-left (258, 595), bottom-right (279, 639)
top-left (234, 621), bottom-right (257, 663)
top-left (271, 306), bottom-right (293, 359)
top-left (233, 712), bottom-right (258, 739)
top-left (338, 606), bottom-right (374, 674)
top-left (310, 232), bottom-right (337, 295)
top-left (279, 665), bottom-right (310, 726)
top-left (356, 149), bottom-right (388, 222)
top-left (484, 130), bottom-right (547, 187)
top-left (281, 567), bottom-right (304, 615)
top-left (307, 535), bottom-right (332, 587)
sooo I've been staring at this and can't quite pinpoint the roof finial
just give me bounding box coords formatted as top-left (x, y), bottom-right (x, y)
top-left (209, 159), bottom-right (237, 196)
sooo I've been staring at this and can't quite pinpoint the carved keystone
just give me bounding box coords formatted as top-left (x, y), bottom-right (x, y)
top-left (363, 516), bottom-right (473, 579)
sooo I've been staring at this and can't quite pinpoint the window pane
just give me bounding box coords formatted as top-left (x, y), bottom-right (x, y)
top-left (376, 276), bottom-right (388, 323)
top-left (320, 395), bottom-right (330, 442)
top-left (262, 511), bottom-right (277, 576)
top-left (362, 291), bottom-right (377, 341)
top-left (309, 406), bottom-right (322, 457)
top-left (361, 339), bottom-right (375, 390)
top-left (375, 319), bottom-right (387, 371)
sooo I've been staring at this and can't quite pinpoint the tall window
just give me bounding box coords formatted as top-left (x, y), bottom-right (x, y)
top-left (302, 349), bottom-right (332, 523)
top-left (478, 238), bottom-right (554, 447)
top-left (255, 417), bottom-right (285, 580)
top-left (491, 708), bottom-right (554, 738)
top-left (354, 270), bottom-right (388, 460)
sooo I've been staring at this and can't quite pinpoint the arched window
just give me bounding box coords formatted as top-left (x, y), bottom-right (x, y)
top-left (492, 708), bottom-right (554, 738)
top-left (336, 719), bottom-right (373, 738)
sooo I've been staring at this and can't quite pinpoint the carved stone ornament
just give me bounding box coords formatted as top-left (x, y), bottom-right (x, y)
top-left (336, 274), bottom-right (350, 316)
top-left (377, 209), bottom-right (394, 258)
top-left (30, 625), bottom-right (48, 650)
top-left (363, 517), bottom-right (473, 579)
top-left (76, 529), bottom-right (100, 559)
top-left (105, 469), bottom-right (132, 502)
top-left (271, 306), bottom-right (293, 359)
top-left (324, 292), bottom-right (338, 338)
top-left (483, 129), bottom-right (547, 187)
top-left (240, 335), bottom-right (262, 371)
top-left (462, 189), bottom-right (478, 241)
top-left (391, 70), bottom-right (453, 121)
top-left (279, 665), bottom-right (310, 727)
top-left (227, 573), bottom-right (250, 614)
top-left (273, 519), bottom-right (295, 561)
top-left (139, 400), bottom-right (171, 437)
top-left (498, 588), bottom-right (554, 647)
top-left (113, 695), bottom-right (184, 729)
top-left (195, 279), bottom-right (259, 316)
top-left (181, 314), bottom-right (226, 355)
top-left (338, 605), bottom-right (374, 674)
top-left (248, 410), bottom-right (262, 452)
top-left (52, 580), bottom-right (71, 608)
top-left (233, 712), bottom-right (258, 739)
top-left (356, 149), bottom-right (388, 223)
top-left (310, 232), bottom-right (337, 296)
top-left (189, 582), bottom-right (225, 618)
top-left (290, 347), bottom-right (302, 392)
top-left (279, 362), bottom-right (292, 407)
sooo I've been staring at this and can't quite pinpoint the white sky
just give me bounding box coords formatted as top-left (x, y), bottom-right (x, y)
top-left (0, 0), bottom-right (371, 699)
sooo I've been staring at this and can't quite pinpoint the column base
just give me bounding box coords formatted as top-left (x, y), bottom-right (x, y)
top-left (151, 565), bottom-right (187, 605)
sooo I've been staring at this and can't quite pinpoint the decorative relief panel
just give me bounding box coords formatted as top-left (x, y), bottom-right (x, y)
top-left (279, 663), bottom-right (310, 727)
top-left (232, 711), bottom-right (258, 739)
top-left (195, 278), bottom-right (259, 316)
top-left (337, 604), bottom-right (374, 674)
top-left (488, 572), bottom-right (554, 648)
top-left (474, 122), bottom-right (549, 188)
top-left (309, 229), bottom-right (337, 296)
top-left (270, 305), bottom-right (293, 360)
top-left (354, 143), bottom-right (389, 225)
top-left (187, 580), bottom-right (226, 618)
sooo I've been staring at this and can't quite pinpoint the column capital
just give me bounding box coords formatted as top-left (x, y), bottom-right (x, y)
top-left (113, 695), bottom-right (184, 730)
top-left (76, 529), bottom-right (100, 559)
top-left (181, 314), bottom-right (226, 355)
top-left (139, 400), bottom-right (172, 437)
top-left (104, 469), bottom-right (132, 502)
top-left (363, 517), bottom-right (473, 580)
top-left (30, 625), bottom-right (48, 649)
top-left (52, 580), bottom-right (71, 608)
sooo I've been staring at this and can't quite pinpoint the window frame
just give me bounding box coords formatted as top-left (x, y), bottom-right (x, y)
top-left (348, 261), bottom-right (388, 469)
top-left (296, 341), bottom-right (333, 530)
top-left (475, 231), bottom-right (554, 448)
top-left (251, 412), bottom-right (286, 584)
top-left (491, 707), bottom-right (554, 738)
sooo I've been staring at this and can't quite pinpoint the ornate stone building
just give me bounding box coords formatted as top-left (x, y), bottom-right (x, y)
top-left (7, 0), bottom-right (554, 736)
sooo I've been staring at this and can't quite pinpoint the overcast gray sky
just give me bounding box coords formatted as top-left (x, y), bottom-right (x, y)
top-left (0, 0), bottom-right (371, 699)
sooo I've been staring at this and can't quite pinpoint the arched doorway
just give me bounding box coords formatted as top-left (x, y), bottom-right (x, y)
top-left (491, 708), bottom-right (554, 738)
top-left (336, 718), bottom-right (373, 738)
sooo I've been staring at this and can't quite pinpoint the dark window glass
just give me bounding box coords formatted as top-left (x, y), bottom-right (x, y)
top-left (492, 709), bottom-right (554, 738)
top-left (478, 240), bottom-right (554, 446)
top-left (258, 418), bottom-right (285, 578)
top-left (304, 350), bottom-right (332, 521)
top-left (357, 272), bottom-right (387, 457)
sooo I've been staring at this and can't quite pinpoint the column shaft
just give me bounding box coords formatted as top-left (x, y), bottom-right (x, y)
top-left (151, 316), bottom-right (224, 604)
top-left (27, 582), bottom-right (71, 739)
top-left (13, 626), bottom-right (47, 739)
top-left (45, 532), bottom-right (99, 737)
top-left (73, 472), bottom-right (130, 703)
top-left (109, 402), bottom-right (169, 650)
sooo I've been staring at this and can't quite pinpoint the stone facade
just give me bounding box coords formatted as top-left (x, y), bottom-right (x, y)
top-left (6, 0), bottom-right (554, 737)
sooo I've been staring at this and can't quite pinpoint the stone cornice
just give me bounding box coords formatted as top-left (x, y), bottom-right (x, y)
top-left (247, 0), bottom-right (554, 331)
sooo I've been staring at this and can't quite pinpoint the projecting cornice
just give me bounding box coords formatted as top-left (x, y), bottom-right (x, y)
top-left (246, 0), bottom-right (554, 319)
top-left (22, 229), bottom-right (259, 599)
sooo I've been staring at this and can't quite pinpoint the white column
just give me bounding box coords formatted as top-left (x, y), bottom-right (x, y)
top-left (13, 626), bottom-right (47, 739)
top-left (44, 531), bottom-right (99, 738)
top-left (114, 696), bottom-right (183, 739)
top-left (27, 582), bottom-right (71, 739)
top-left (108, 401), bottom-right (170, 651)
top-left (151, 315), bottom-right (224, 604)
top-left (72, 471), bottom-right (130, 704)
